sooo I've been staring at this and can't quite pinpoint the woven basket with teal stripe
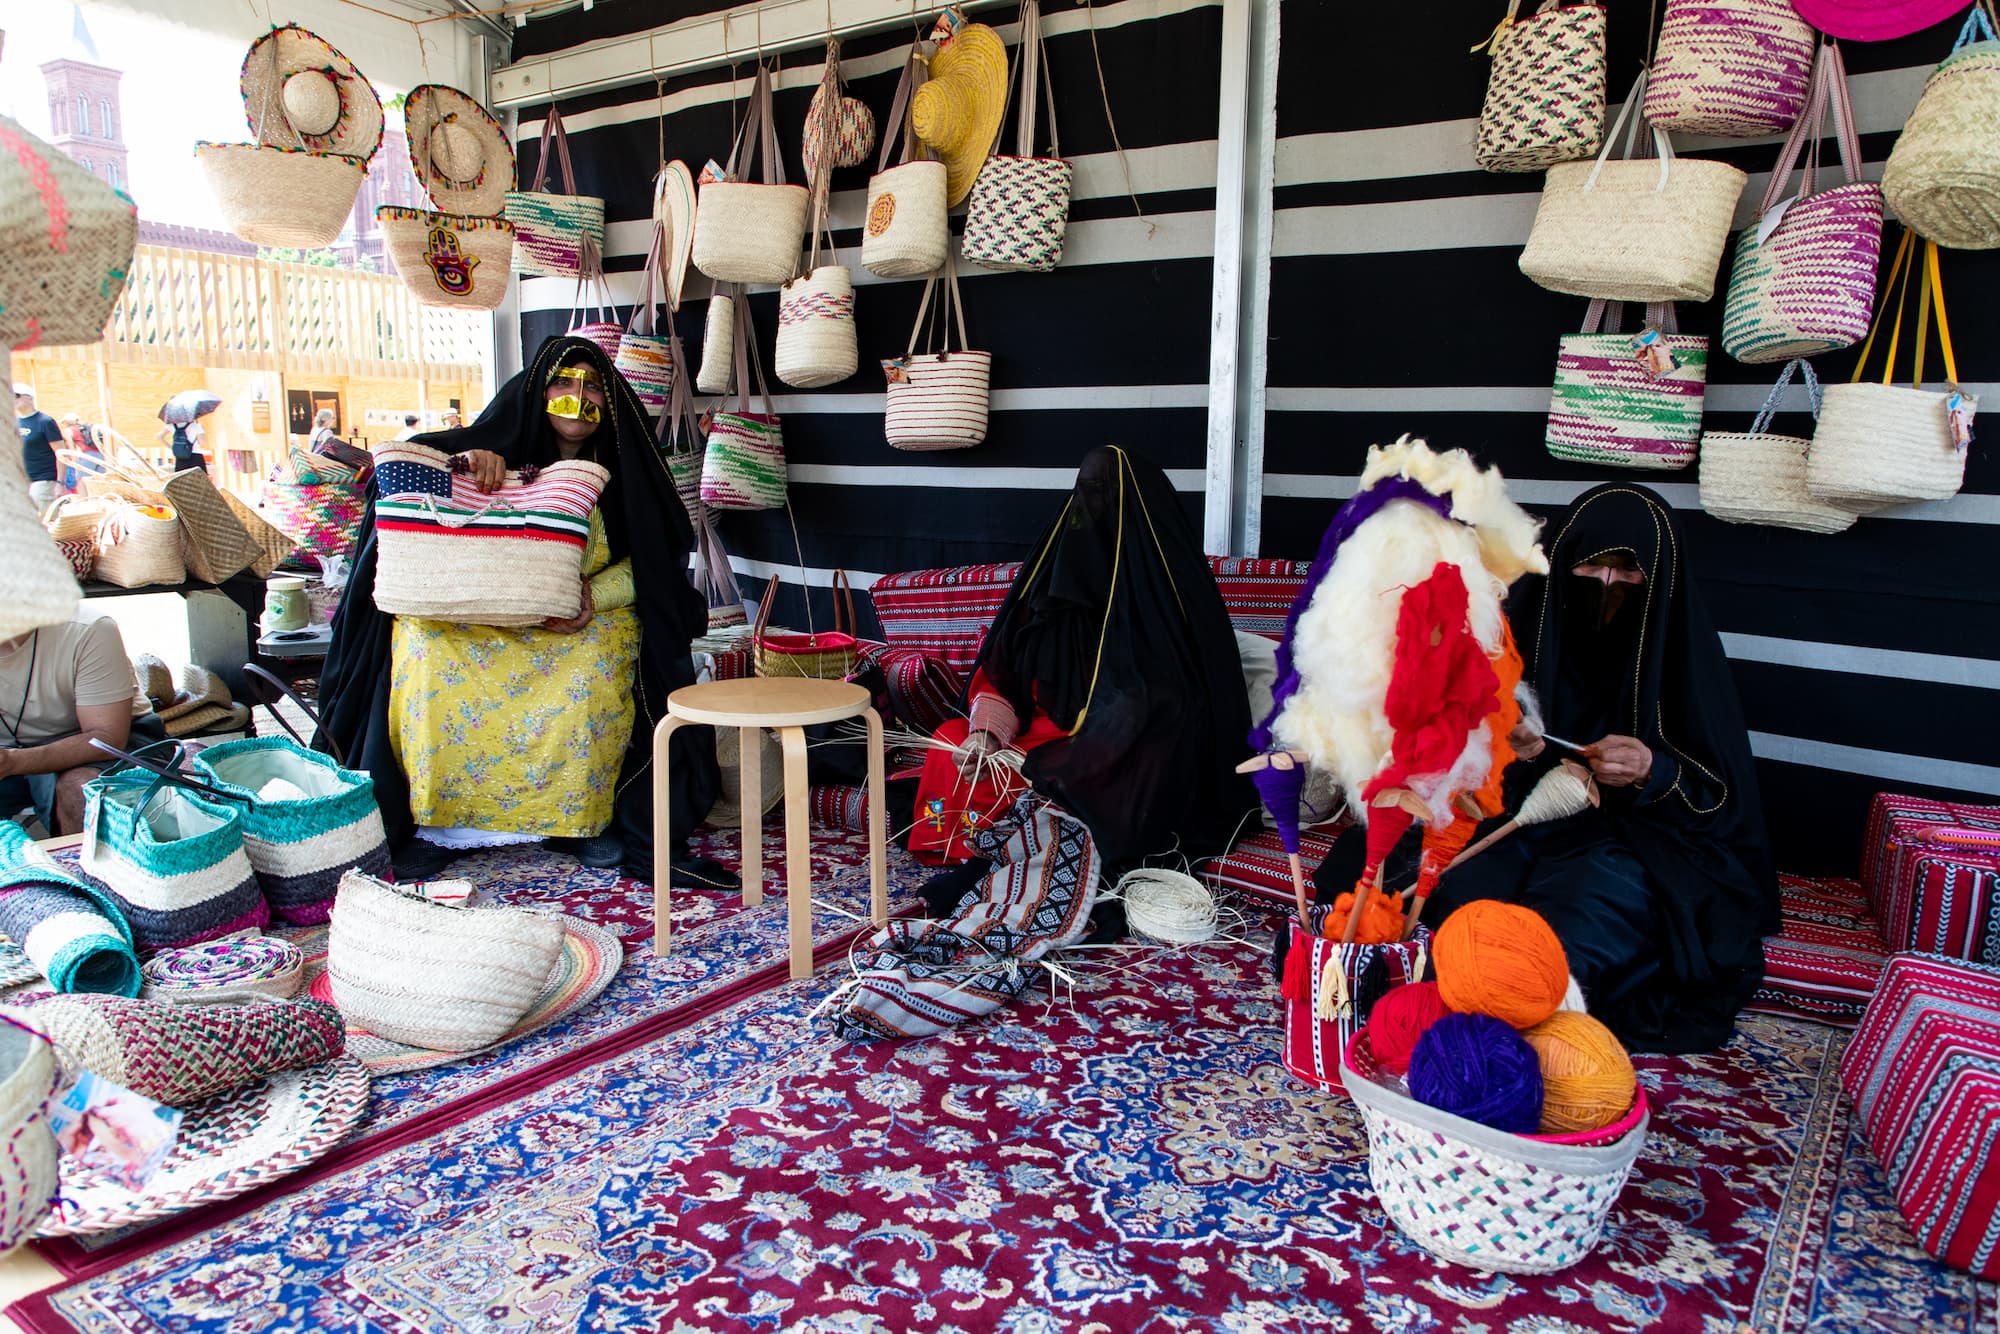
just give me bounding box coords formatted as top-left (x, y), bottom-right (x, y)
top-left (699, 412), bottom-right (786, 511)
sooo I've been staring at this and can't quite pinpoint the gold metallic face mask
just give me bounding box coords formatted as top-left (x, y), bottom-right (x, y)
top-left (545, 365), bottom-right (605, 423)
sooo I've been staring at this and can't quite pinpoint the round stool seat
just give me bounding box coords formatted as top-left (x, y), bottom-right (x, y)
top-left (664, 678), bottom-right (868, 728)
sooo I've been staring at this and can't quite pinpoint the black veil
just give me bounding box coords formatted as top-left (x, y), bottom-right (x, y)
top-left (1515, 482), bottom-right (1778, 1048)
top-left (317, 335), bottom-right (718, 869)
top-left (974, 446), bottom-right (1258, 865)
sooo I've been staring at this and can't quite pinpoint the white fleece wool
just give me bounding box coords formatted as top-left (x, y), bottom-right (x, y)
top-left (1271, 500), bottom-right (1505, 824)
top-left (1358, 436), bottom-right (1549, 583)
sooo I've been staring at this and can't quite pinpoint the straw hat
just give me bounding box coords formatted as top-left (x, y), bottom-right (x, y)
top-left (912, 23), bottom-right (1008, 207)
top-left (156, 665), bottom-right (251, 737)
top-left (240, 25), bottom-right (384, 163)
top-left (707, 727), bottom-right (784, 826)
top-left (1791, 0), bottom-right (1970, 40)
top-left (403, 84), bottom-right (513, 217)
top-left (652, 160), bottom-right (697, 312)
top-left (0, 451), bottom-right (80, 641)
top-left (132, 653), bottom-right (174, 711)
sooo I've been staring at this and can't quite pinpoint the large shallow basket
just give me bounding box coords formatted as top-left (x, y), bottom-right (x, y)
top-left (1343, 1032), bottom-right (1649, 1274)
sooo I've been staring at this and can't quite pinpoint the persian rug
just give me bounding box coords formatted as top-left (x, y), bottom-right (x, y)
top-left (30, 824), bottom-right (929, 1276)
top-left (13, 919), bottom-right (1996, 1333)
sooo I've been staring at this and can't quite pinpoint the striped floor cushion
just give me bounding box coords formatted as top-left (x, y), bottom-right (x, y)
top-left (1839, 954), bottom-right (2000, 1278)
top-left (1195, 826), bottom-right (1345, 911)
top-left (854, 642), bottom-right (964, 736)
top-left (868, 558), bottom-right (1312, 674)
top-left (810, 785), bottom-right (870, 835)
top-left (1861, 792), bottom-right (2000, 963)
top-left (1746, 874), bottom-right (1889, 1028)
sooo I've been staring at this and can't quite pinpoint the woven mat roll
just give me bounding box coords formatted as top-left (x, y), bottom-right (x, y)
top-left (0, 824), bottom-right (139, 998)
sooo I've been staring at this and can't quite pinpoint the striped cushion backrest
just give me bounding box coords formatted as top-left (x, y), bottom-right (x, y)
top-left (868, 557), bottom-right (1312, 674)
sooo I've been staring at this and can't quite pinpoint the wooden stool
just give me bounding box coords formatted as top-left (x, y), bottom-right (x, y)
top-left (651, 678), bottom-right (888, 979)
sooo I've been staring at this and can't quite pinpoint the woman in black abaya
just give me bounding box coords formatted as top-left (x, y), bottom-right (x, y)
top-left (317, 335), bottom-right (722, 886)
top-left (910, 446), bottom-right (1260, 914)
top-left (1418, 483), bottom-right (1779, 1052)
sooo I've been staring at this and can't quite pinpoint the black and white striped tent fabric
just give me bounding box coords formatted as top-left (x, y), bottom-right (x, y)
top-left (511, 0), bottom-right (1999, 873)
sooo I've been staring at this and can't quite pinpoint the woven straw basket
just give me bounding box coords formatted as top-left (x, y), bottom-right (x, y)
top-left (1643, 0), bottom-right (1814, 138)
top-left (41, 495), bottom-right (111, 543)
top-left (196, 144), bottom-right (367, 248)
top-left (866, 162), bottom-right (949, 277)
top-left (775, 265), bottom-right (858, 389)
top-left (697, 292), bottom-right (736, 395)
top-left (1475, 1), bottom-right (1607, 173)
top-left (92, 502), bottom-right (184, 589)
top-left (693, 182), bottom-right (810, 284)
top-left (327, 869), bottom-right (565, 1052)
top-left (1344, 1033), bottom-right (1649, 1274)
top-left (1700, 357), bottom-right (1855, 533)
top-left (1882, 20), bottom-right (2000, 250)
top-left (0, 1018), bottom-right (58, 1251)
top-left (1809, 382), bottom-right (1971, 510)
top-left (1520, 71), bottom-right (1746, 303)
top-left (615, 332), bottom-right (675, 416)
top-left (0, 115), bottom-right (138, 350)
top-left (378, 207), bottom-right (516, 311)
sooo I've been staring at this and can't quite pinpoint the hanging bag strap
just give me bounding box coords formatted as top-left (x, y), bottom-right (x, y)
top-left (990, 0), bottom-right (1059, 160)
top-left (1584, 68), bottom-right (1672, 195)
top-left (1748, 358), bottom-right (1823, 437)
top-left (1471, 0), bottom-right (1565, 54)
top-left (1579, 298), bottom-right (1676, 335)
top-left (1955, 3), bottom-right (2000, 51)
top-left (1755, 41), bottom-right (1863, 226)
top-left (657, 303), bottom-right (707, 456)
top-left (527, 106), bottom-right (582, 196)
top-left (877, 44), bottom-right (933, 171)
top-left (906, 251), bottom-right (972, 357)
top-left (628, 222), bottom-right (667, 337)
top-left (1851, 230), bottom-right (1958, 389)
top-left (730, 292), bottom-right (776, 417)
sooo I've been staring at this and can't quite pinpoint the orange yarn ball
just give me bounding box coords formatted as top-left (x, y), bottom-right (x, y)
top-left (1522, 1010), bottom-right (1636, 1134)
top-left (1432, 900), bottom-right (1569, 1030)
top-left (1325, 885), bottom-right (1404, 944)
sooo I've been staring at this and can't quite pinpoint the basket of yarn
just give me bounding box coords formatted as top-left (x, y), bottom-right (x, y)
top-left (1339, 897), bottom-right (1649, 1273)
top-left (1279, 905), bottom-right (1431, 1095)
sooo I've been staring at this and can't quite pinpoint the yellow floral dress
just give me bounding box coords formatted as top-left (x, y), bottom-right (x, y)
top-left (389, 510), bottom-right (639, 838)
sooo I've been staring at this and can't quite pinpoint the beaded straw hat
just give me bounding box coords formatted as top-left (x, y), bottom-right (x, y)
top-left (911, 21), bottom-right (1009, 207)
top-left (239, 25), bottom-right (384, 163)
top-left (404, 84), bottom-right (514, 217)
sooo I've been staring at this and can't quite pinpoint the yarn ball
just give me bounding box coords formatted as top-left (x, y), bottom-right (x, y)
top-left (1325, 885), bottom-right (1404, 944)
top-left (1523, 1010), bottom-right (1636, 1134)
top-left (1407, 1011), bottom-right (1545, 1134)
top-left (1367, 981), bottom-right (1449, 1076)
top-left (1560, 973), bottom-right (1588, 1014)
top-left (1433, 900), bottom-right (1570, 1030)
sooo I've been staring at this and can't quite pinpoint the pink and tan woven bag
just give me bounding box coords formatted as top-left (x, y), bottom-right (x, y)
top-left (1474, 1), bottom-right (1607, 174)
top-left (1721, 40), bottom-right (1884, 364)
top-left (1644, 0), bottom-right (1816, 138)
top-left (961, 0), bottom-right (1071, 273)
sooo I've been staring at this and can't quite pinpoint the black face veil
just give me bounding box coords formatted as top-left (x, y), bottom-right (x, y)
top-left (975, 446), bottom-right (1259, 865)
top-left (317, 335), bottom-right (717, 861)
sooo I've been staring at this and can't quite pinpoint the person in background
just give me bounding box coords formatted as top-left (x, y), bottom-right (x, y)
top-left (394, 414), bottom-right (422, 441)
top-left (309, 409), bottom-right (339, 454)
top-left (0, 618), bottom-right (156, 836)
top-left (159, 419), bottom-right (206, 473)
top-left (15, 385), bottom-right (61, 510)
top-left (57, 416), bottom-right (107, 494)
top-left (441, 410), bottom-right (463, 431)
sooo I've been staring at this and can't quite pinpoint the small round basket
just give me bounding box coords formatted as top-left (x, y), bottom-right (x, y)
top-left (1342, 1031), bottom-right (1649, 1274)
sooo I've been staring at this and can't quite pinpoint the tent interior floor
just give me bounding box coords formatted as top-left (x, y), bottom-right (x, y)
top-left (3, 831), bottom-right (1992, 1333)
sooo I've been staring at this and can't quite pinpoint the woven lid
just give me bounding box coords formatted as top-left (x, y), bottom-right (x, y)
top-left (911, 23), bottom-right (1008, 207)
top-left (240, 25), bottom-right (384, 163)
top-left (403, 84), bottom-right (514, 217)
top-left (1791, 0), bottom-right (1970, 41)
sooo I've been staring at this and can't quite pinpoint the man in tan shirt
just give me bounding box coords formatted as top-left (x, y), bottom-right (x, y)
top-left (0, 618), bottom-right (142, 835)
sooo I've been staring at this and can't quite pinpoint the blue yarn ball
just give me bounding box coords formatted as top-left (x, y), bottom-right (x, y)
top-left (1406, 1011), bottom-right (1545, 1134)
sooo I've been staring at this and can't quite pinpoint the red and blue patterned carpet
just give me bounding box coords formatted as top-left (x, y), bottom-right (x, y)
top-left (13, 831), bottom-right (1997, 1333)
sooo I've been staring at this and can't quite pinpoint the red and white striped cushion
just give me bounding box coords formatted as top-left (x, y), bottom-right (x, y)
top-left (1194, 826), bottom-right (1345, 911)
top-left (1861, 793), bottom-right (2000, 962)
top-left (1746, 874), bottom-right (1889, 1027)
top-left (1840, 954), bottom-right (2000, 1278)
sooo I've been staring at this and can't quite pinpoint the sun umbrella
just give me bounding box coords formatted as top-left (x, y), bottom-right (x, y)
top-left (159, 390), bottom-right (222, 427)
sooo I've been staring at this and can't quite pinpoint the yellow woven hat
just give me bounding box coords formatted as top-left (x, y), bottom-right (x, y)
top-left (912, 23), bottom-right (1008, 207)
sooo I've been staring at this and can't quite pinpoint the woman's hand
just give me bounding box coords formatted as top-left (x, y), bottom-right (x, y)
top-left (1584, 734), bottom-right (1653, 787)
top-left (460, 449), bottom-right (507, 492)
top-left (1507, 720), bottom-right (1546, 761)
top-left (956, 729), bottom-right (1001, 780)
top-left (540, 577), bottom-right (595, 634)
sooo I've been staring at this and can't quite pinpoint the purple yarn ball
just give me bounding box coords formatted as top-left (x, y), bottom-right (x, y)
top-left (1407, 1011), bottom-right (1545, 1134)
